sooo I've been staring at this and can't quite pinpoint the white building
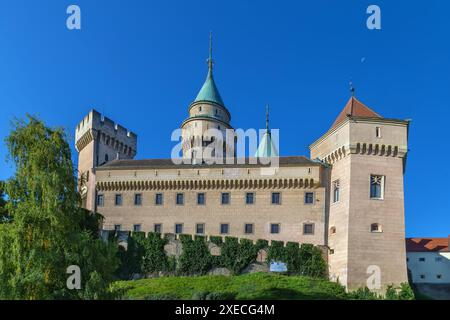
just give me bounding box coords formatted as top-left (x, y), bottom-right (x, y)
top-left (406, 236), bottom-right (450, 284)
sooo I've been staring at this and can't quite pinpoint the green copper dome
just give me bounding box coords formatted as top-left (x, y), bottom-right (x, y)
top-left (194, 68), bottom-right (225, 107)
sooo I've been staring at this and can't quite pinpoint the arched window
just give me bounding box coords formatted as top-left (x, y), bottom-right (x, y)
top-left (371, 223), bottom-right (382, 233)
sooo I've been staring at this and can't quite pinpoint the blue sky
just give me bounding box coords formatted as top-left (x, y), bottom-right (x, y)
top-left (0, 1), bottom-right (449, 237)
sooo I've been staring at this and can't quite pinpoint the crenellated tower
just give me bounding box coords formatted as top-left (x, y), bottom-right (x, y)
top-left (310, 94), bottom-right (410, 292)
top-left (75, 110), bottom-right (137, 210)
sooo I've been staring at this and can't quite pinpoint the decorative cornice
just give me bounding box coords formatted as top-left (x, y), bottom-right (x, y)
top-left (75, 129), bottom-right (95, 152)
top-left (96, 177), bottom-right (319, 192)
top-left (322, 142), bottom-right (407, 165)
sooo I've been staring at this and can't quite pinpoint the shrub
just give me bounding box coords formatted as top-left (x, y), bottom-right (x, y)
top-left (220, 237), bottom-right (259, 274)
top-left (178, 235), bottom-right (212, 275)
top-left (141, 232), bottom-right (169, 273)
top-left (347, 287), bottom-right (381, 300)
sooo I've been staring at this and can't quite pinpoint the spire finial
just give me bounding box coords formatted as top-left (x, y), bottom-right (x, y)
top-left (266, 104), bottom-right (270, 132)
top-left (349, 81), bottom-right (355, 97)
top-left (208, 31), bottom-right (214, 72)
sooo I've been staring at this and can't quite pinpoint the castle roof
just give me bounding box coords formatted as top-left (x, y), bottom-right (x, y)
top-left (331, 96), bottom-right (382, 130)
top-left (406, 237), bottom-right (450, 252)
top-left (194, 68), bottom-right (225, 107)
top-left (193, 33), bottom-right (225, 107)
top-left (97, 156), bottom-right (320, 170)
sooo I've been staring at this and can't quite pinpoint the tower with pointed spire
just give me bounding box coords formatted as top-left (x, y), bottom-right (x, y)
top-left (310, 92), bottom-right (410, 292)
top-left (255, 105), bottom-right (278, 158)
top-left (180, 33), bottom-right (234, 163)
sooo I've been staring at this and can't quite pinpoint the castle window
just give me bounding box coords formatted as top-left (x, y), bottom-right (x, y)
top-left (105, 154), bottom-right (109, 162)
top-left (96, 194), bottom-right (104, 207)
top-left (304, 192), bottom-right (314, 204)
top-left (370, 175), bottom-right (385, 199)
top-left (221, 192), bottom-right (230, 205)
top-left (155, 193), bottom-right (163, 205)
top-left (370, 223), bottom-right (382, 233)
top-left (176, 193), bottom-right (184, 205)
top-left (114, 224), bottom-right (121, 232)
top-left (330, 249), bottom-right (335, 255)
top-left (245, 192), bottom-right (255, 205)
top-left (271, 192), bottom-right (281, 205)
top-left (199, 106), bottom-right (202, 112)
top-left (134, 194), bottom-right (142, 206)
top-left (220, 223), bottom-right (229, 234)
top-left (197, 193), bottom-right (206, 205)
top-left (133, 224), bottom-right (141, 232)
top-left (419, 257), bottom-right (425, 262)
top-left (330, 226), bottom-right (336, 235)
top-left (420, 274), bottom-right (425, 279)
top-left (154, 224), bottom-right (162, 233)
top-left (115, 194), bottom-right (122, 206)
top-left (196, 223), bottom-right (205, 234)
top-left (175, 223), bottom-right (183, 234)
top-left (376, 127), bottom-right (382, 138)
top-left (270, 223), bottom-right (280, 234)
top-left (244, 223), bottom-right (254, 234)
top-left (333, 180), bottom-right (340, 203)
top-left (437, 274), bottom-right (442, 279)
top-left (303, 223), bottom-right (315, 235)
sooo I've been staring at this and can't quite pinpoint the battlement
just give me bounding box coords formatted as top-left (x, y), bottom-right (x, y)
top-left (75, 109), bottom-right (137, 155)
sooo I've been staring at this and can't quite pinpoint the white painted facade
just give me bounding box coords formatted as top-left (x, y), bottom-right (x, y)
top-left (407, 252), bottom-right (450, 284)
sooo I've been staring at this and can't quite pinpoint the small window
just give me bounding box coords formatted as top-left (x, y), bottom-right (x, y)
top-left (370, 175), bottom-right (385, 199)
top-left (271, 192), bottom-right (281, 205)
top-left (96, 194), bottom-right (104, 207)
top-left (420, 274), bottom-right (425, 279)
top-left (114, 224), bottom-right (121, 231)
top-left (134, 194), bottom-right (142, 206)
top-left (333, 180), bottom-right (340, 203)
top-left (330, 249), bottom-right (335, 255)
top-left (303, 223), bottom-right (314, 235)
top-left (220, 223), bottom-right (229, 234)
top-left (115, 194), bottom-right (122, 206)
top-left (175, 223), bottom-right (183, 234)
top-left (197, 193), bottom-right (206, 205)
top-left (437, 274), bottom-right (442, 279)
top-left (155, 193), bottom-right (163, 205)
top-left (330, 226), bottom-right (336, 235)
top-left (419, 257), bottom-right (426, 262)
top-left (133, 224), bottom-right (141, 232)
top-left (270, 223), bottom-right (280, 234)
top-left (244, 223), bottom-right (254, 234)
top-left (196, 223), bottom-right (205, 234)
top-left (376, 127), bottom-right (381, 138)
top-left (105, 154), bottom-right (109, 162)
top-left (246, 192), bottom-right (254, 205)
top-left (199, 106), bottom-right (202, 112)
top-left (304, 192), bottom-right (314, 204)
top-left (154, 224), bottom-right (162, 233)
top-left (221, 193), bottom-right (230, 205)
top-left (370, 223), bottom-right (382, 233)
top-left (176, 193), bottom-right (184, 205)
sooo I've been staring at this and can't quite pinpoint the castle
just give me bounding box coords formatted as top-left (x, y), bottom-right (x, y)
top-left (75, 38), bottom-right (410, 291)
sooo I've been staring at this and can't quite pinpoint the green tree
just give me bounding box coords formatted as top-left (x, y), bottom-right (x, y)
top-left (0, 181), bottom-right (11, 223)
top-left (0, 115), bottom-right (118, 299)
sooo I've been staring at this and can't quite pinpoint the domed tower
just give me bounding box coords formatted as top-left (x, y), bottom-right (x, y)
top-left (181, 33), bottom-right (234, 163)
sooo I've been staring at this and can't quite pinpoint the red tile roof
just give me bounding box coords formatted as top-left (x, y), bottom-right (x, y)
top-left (406, 237), bottom-right (450, 252)
top-left (331, 96), bottom-right (382, 130)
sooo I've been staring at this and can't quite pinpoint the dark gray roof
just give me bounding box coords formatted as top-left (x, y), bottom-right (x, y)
top-left (97, 156), bottom-right (322, 170)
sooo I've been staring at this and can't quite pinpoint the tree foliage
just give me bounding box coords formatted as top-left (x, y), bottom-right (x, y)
top-left (0, 115), bottom-right (118, 299)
